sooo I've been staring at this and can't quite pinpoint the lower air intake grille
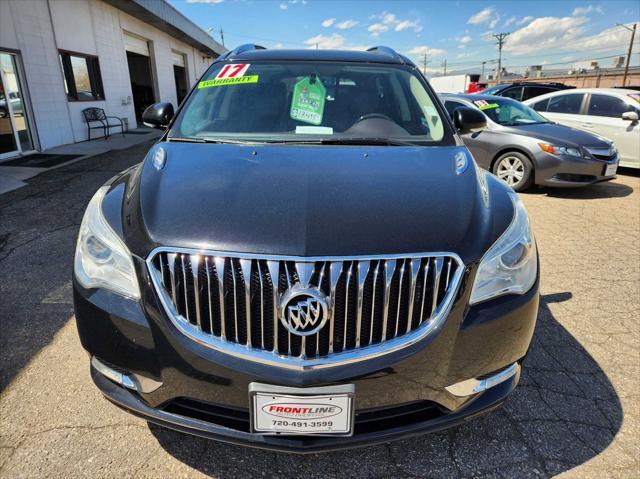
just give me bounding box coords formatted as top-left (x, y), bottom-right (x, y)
top-left (148, 250), bottom-right (462, 362)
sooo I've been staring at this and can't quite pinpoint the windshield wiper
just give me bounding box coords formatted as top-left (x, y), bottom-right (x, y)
top-left (502, 121), bottom-right (549, 126)
top-left (167, 136), bottom-right (248, 144)
top-left (277, 137), bottom-right (417, 146)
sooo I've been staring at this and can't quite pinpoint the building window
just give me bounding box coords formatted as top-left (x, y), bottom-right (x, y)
top-left (59, 51), bottom-right (104, 101)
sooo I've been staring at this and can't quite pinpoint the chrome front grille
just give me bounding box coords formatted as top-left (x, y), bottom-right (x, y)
top-left (584, 146), bottom-right (616, 161)
top-left (148, 249), bottom-right (463, 364)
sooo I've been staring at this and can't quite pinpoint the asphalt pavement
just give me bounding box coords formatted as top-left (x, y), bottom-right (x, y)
top-left (0, 141), bottom-right (638, 478)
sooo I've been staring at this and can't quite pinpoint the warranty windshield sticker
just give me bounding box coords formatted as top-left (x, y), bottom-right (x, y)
top-left (290, 76), bottom-right (326, 125)
top-left (198, 76), bottom-right (259, 88)
top-left (473, 100), bottom-right (499, 110)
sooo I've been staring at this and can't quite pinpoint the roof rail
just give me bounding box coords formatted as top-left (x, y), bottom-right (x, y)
top-left (222, 44), bottom-right (266, 59)
top-left (367, 46), bottom-right (405, 63)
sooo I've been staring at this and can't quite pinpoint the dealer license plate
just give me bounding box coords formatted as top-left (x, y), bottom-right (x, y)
top-left (249, 383), bottom-right (355, 436)
top-left (604, 162), bottom-right (618, 177)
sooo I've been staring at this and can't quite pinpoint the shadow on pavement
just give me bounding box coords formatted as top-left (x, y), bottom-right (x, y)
top-left (150, 293), bottom-right (623, 478)
top-left (528, 180), bottom-right (633, 200)
top-left (0, 142), bottom-right (154, 391)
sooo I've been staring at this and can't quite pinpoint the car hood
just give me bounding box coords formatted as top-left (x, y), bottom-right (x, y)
top-left (115, 142), bottom-right (513, 263)
top-left (503, 122), bottom-right (611, 147)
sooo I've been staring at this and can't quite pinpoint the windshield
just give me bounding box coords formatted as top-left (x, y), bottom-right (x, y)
top-left (471, 97), bottom-right (549, 125)
top-left (169, 61), bottom-right (451, 145)
top-left (479, 85), bottom-right (506, 95)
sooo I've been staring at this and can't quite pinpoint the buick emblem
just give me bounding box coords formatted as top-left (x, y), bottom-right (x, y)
top-left (279, 287), bottom-right (330, 336)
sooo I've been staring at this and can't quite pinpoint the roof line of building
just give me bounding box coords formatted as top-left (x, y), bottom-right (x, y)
top-left (103, 0), bottom-right (225, 57)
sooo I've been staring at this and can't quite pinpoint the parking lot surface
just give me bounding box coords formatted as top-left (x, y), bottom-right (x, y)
top-left (0, 142), bottom-right (638, 478)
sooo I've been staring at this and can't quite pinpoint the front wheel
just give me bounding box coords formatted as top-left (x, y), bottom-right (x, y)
top-left (493, 152), bottom-right (534, 192)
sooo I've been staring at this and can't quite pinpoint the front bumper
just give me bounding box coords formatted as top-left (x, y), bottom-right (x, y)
top-left (91, 362), bottom-right (519, 453)
top-left (534, 151), bottom-right (618, 187)
top-left (74, 260), bottom-right (539, 452)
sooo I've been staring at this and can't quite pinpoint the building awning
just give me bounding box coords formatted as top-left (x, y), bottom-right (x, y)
top-left (104, 0), bottom-right (225, 57)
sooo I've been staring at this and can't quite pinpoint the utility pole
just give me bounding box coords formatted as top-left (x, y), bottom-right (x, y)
top-left (207, 27), bottom-right (225, 48)
top-left (481, 61), bottom-right (486, 78)
top-left (443, 59), bottom-right (447, 75)
top-left (617, 23), bottom-right (637, 87)
top-left (422, 52), bottom-right (431, 75)
top-left (493, 32), bottom-right (510, 82)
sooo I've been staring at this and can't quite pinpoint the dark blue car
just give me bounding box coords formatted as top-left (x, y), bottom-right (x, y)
top-left (73, 45), bottom-right (539, 452)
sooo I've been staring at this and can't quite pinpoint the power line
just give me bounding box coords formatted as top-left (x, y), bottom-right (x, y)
top-left (433, 53), bottom-right (630, 77)
top-left (442, 42), bottom-right (638, 67)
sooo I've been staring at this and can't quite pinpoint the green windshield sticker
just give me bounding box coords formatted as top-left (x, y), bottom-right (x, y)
top-left (290, 76), bottom-right (326, 125)
top-left (198, 75), bottom-right (259, 88)
top-left (473, 100), bottom-right (499, 110)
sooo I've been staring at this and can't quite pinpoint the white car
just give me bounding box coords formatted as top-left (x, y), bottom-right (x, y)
top-left (524, 88), bottom-right (640, 169)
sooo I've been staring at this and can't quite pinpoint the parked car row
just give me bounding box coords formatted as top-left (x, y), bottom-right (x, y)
top-left (432, 77), bottom-right (638, 188)
top-left (74, 45), bottom-right (635, 453)
top-left (441, 94), bottom-right (619, 191)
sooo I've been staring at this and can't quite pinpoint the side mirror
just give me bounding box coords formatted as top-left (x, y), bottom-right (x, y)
top-left (453, 107), bottom-right (487, 134)
top-left (621, 111), bottom-right (639, 122)
top-left (142, 102), bottom-right (174, 129)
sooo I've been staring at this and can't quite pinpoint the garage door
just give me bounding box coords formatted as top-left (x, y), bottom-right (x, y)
top-left (123, 32), bottom-right (149, 57)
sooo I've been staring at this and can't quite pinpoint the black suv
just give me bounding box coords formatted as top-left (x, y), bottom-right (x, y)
top-left (480, 82), bottom-right (574, 102)
top-left (73, 45), bottom-right (539, 452)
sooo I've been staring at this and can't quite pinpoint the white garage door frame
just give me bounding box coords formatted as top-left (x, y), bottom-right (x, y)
top-left (123, 32), bottom-right (150, 57)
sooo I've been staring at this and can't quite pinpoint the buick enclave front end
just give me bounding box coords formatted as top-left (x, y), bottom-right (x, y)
top-left (73, 45), bottom-right (539, 452)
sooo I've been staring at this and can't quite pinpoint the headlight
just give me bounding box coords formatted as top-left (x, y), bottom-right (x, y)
top-left (538, 143), bottom-right (582, 158)
top-left (74, 186), bottom-right (140, 299)
top-left (469, 191), bottom-right (537, 305)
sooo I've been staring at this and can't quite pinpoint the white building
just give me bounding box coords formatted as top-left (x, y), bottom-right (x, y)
top-left (0, 0), bottom-right (224, 160)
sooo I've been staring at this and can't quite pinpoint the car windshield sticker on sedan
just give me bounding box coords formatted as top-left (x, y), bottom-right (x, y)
top-left (629, 93), bottom-right (640, 103)
top-left (473, 100), bottom-right (499, 110)
top-left (290, 75), bottom-right (326, 125)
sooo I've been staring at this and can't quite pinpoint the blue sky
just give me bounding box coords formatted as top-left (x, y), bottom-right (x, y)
top-left (169, 0), bottom-right (640, 75)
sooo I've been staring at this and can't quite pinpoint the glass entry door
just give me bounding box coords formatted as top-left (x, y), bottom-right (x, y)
top-left (0, 52), bottom-right (34, 160)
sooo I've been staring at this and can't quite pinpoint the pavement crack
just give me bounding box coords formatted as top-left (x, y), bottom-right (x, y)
top-left (0, 223), bottom-right (79, 263)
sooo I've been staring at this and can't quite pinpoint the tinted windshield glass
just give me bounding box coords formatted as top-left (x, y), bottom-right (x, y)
top-left (479, 85), bottom-right (506, 95)
top-left (471, 97), bottom-right (549, 125)
top-left (170, 61), bottom-right (449, 144)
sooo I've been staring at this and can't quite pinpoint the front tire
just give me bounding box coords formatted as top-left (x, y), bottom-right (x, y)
top-left (493, 152), bottom-right (534, 192)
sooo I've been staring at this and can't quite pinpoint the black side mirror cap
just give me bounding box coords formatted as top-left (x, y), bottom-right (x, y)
top-left (453, 107), bottom-right (487, 134)
top-left (142, 102), bottom-right (174, 129)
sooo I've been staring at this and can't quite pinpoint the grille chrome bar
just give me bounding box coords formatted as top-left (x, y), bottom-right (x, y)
top-left (239, 259), bottom-right (252, 348)
top-left (381, 259), bottom-right (395, 342)
top-left (148, 248), bottom-right (464, 368)
top-left (355, 260), bottom-right (369, 348)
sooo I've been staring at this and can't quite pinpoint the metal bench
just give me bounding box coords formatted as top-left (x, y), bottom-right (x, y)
top-left (82, 107), bottom-right (125, 141)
